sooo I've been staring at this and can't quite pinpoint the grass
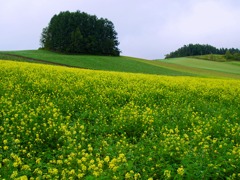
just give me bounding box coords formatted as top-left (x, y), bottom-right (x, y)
top-left (156, 57), bottom-right (240, 79)
top-left (0, 50), bottom-right (193, 76)
top-left (189, 54), bottom-right (227, 62)
top-left (0, 53), bottom-right (31, 62)
top-left (226, 61), bottom-right (240, 66)
top-left (1, 60), bottom-right (240, 179)
top-left (1, 50), bottom-right (240, 79)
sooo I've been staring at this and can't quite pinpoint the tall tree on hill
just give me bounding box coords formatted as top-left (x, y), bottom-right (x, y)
top-left (40, 11), bottom-right (120, 56)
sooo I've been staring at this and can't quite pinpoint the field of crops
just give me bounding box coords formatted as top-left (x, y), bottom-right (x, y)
top-left (0, 60), bottom-right (240, 179)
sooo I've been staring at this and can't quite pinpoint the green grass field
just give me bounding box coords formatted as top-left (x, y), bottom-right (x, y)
top-left (0, 50), bottom-right (192, 76)
top-left (189, 54), bottom-right (227, 62)
top-left (159, 58), bottom-right (240, 74)
top-left (1, 60), bottom-right (239, 179)
top-left (1, 50), bottom-right (240, 79)
top-left (155, 57), bottom-right (240, 79)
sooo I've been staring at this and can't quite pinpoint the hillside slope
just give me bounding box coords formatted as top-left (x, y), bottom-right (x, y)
top-left (0, 50), bottom-right (193, 76)
top-left (155, 57), bottom-right (240, 79)
top-left (1, 50), bottom-right (240, 79)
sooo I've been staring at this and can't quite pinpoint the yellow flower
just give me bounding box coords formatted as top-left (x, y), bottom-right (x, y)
top-left (77, 173), bottom-right (84, 178)
top-left (33, 168), bottom-right (43, 175)
top-left (125, 172), bottom-right (131, 179)
top-left (164, 170), bottom-right (171, 178)
top-left (177, 166), bottom-right (184, 176)
top-left (13, 162), bottom-right (19, 167)
top-left (104, 156), bottom-right (110, 163)
top-left (16, 175), bottom-right (28, 180)
top-left (93, 171), bottom-right (100, 177)
top-left (48, 168), bottom-right (58, 175)
top-left (68, 169), bottom-right (75, 175)
top-left (10, 171), bottom-right (18, 179)
top-left (90, 159), bottom-right (95, 164)
top-left (113, 166), bottom-right (118, 172)
top-left (36, 158), bottom-right (41, 164)
top-left (57, 159), bottom-right (63, 165)
top-left (14, 139), bottom-right (20, 143)
top-left (21, 164), bottom-right (31, 171)
top-left (81, 164), bottom-right (87, 171)
top-left (134, 173), bottom-right (141, 180)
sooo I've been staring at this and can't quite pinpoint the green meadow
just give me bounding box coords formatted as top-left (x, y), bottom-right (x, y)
top-left (158, 57), bottom-right (240, 75)
top-left (0, 50), bottom-right (191, 76)
top-left (1, 50), bottom-right (240, 79)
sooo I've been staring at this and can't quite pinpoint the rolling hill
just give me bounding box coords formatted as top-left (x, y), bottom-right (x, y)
top-left (0, 50), bottom-right (193, 76)
top-left (1, 50), bottom-right (240, 79)
top-left (155, 57), bottom-right (240, 79)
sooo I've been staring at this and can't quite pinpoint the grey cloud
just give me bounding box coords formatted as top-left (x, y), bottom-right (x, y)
top-left (0, 0), bottom-right (239, 59)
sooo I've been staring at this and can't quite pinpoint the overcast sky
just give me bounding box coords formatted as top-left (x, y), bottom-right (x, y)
top-left (0, 0), bottom-right (240, 59)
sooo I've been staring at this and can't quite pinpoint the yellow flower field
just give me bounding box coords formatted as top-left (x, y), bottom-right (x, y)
top-left (0, 60), bottom-right (240, 179)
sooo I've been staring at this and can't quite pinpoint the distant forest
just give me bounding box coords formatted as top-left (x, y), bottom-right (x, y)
top-left (165, 44), bottom-right (240, 59)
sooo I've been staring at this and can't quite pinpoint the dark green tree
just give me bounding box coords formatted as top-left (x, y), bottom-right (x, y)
top-left (233, 53), bottom-right (240, 61)
top-left (40, 11), bottom-right (120, 56)
top-left (225, 50), bottom-right (233, 60)
top-left (165, 44), bottom-right (240, 59)
top-left (70, 28), bottom-right (84, 53)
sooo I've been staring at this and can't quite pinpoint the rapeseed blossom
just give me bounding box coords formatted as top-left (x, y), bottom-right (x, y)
top-left (0, 60), bottom-right (240, 179)
top-left (177, 166), bottom-right (184, 176)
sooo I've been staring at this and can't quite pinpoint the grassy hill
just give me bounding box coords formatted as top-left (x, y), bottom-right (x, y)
top-left (155, 57), bottom-right (240, 79)
top-left (160, 57), bottom-right (240, 74)
top-left (1, 50), bottom-right (240, 79)
top-left (0, 50), bottom-right (192, 76)
top-left (188, 54), bottom-right (227, 62)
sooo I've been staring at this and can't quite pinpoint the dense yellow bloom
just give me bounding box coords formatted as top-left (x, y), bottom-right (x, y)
top-left (0, 60), bottom-right (240, 179)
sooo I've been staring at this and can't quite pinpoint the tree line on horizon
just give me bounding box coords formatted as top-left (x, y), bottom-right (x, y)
top-left (40, 11), bottom-right (120, 56)
top-left (165, 44), bottom-right (240, 60)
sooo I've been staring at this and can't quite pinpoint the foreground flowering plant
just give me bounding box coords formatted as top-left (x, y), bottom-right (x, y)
top-left (0, 60), bottom-right (240, 179)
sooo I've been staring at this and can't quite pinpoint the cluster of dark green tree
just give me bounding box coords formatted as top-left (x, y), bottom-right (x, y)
top-left (225, 50), bottom-right (240, 61)
top-left (165, 44), bottom-right (240, 59)
top-left (40, 11), bottom-right (120, 56)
